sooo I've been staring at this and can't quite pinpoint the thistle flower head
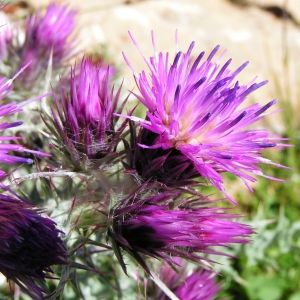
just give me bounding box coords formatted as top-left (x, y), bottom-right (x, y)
top-left (44, 57), bottom-right (127, 170)
top-left (0, 3), bottom-right (77, 95)
top-left (173, 270), bottom-right (220, 300)
top-left (107, 186), bottom-right (253, 275)
top-left (153, 259), bottom-right (221, 300)
top-left (123, 31), bottom-right (289, 201)
top-left (12, 3), bottom-right (78, 89)
top-left (0, 186), bottom-right (67, 300)
top-left (23, 3), bottom-right (77, 67)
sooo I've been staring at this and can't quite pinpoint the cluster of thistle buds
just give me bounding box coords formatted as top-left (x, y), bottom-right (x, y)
top-left (0, 2), bottom-right (290, 300)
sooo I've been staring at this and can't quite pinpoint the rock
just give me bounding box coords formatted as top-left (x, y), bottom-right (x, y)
top-left (250, 0), bottom-right (300, 24)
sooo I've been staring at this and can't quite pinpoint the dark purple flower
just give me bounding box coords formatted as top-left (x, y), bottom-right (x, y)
top-left (107, 186), bottom-right (253, 275)
top-left (123, 32), bottom-right (289, 201)
top-left (0, 186), bottom-right (68, 300)
top-left (43, 57), bottom-right (127, 170)
top-left (153, 259), bottom-right (221, 300)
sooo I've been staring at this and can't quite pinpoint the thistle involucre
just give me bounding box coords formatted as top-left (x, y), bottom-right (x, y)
top-left (126, 126), bottom-right (199, 187)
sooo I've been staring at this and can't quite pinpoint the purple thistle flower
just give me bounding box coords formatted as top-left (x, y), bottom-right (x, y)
top-left (123, 32), bottom-right (289, 201)
top-left (0, 74), bottom-right (50, 176)
top-left (43, 57), bottom-right (127, 170)
top-left (0, 186), bottom-right (68, 300)
top-left (173, 270), bottom-right (220, 300)
top-left (0, 4), bottom-right (78, 94)
top-left (15, 3), bottom-right (77, 87)
top-left (23, 3), bottom-right (77, 66)
top-left (107, 185), bottom-right (253, 275)
top-left (153, 259), bottom-right (221, 300)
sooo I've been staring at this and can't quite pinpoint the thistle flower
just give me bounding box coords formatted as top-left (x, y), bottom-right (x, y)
top-left (22, 3), bottom-right (77, 66)
top-left (123, 32), bottom-right (289, 201)
top-left (43, 57), bottom-right (127, 170)
top-left (107, 186), bottom-right (253, 275)
top-left (0, 3), bottom-right (78, 102)
top-left (152, 259), bottom-right (221, 300)
top-left (7, 3), bottom-right (78, 90)
top-left (0, 186), bottom-right (68, 300)
top-left (172, 270), bottom-right (220, 300)
top-left (0, 74), bottom-right (50, 176)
